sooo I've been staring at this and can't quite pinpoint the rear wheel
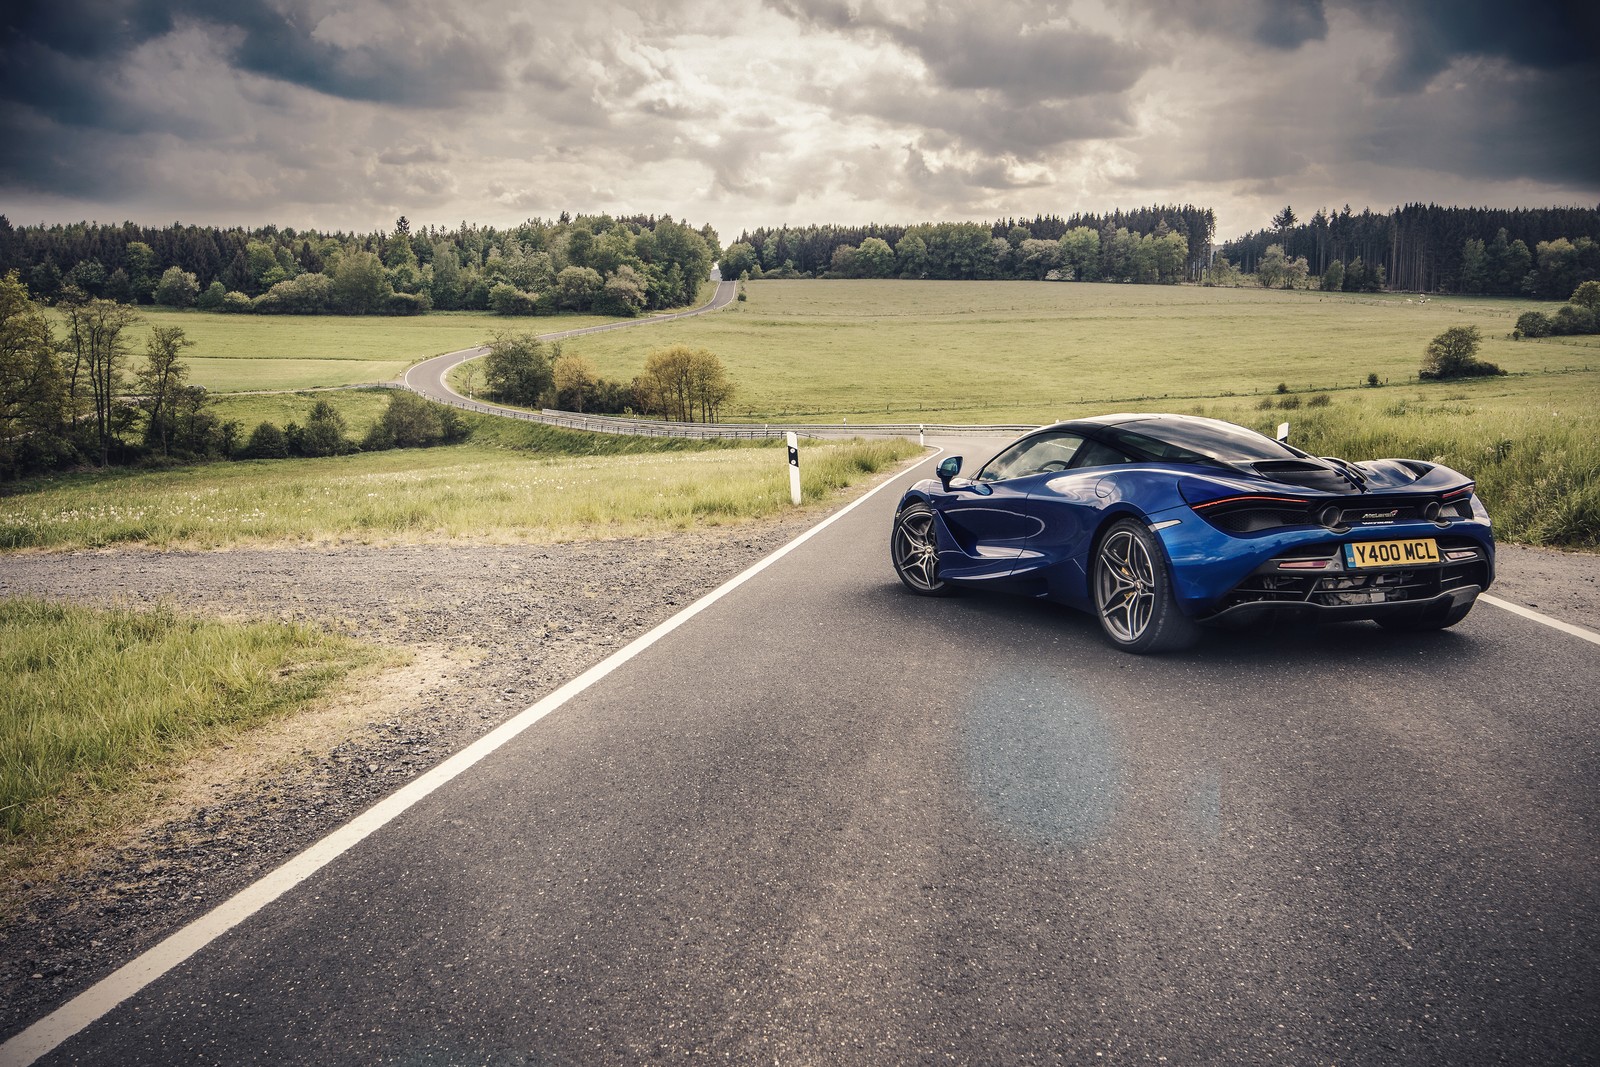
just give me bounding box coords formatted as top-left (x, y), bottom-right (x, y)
top-left (890, 501), bottom-right (954, 596)
top-left (1093, 519), bottom-right (1200, 653)
top-left (1376, 597), bottom-right (1476, 631)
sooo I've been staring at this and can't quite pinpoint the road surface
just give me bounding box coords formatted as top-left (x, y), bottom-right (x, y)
top-left (7, 442), bottom-right (1597, 1065)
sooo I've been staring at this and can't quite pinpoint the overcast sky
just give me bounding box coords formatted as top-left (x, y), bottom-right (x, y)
top-left (1, 0), bottom-right (1595, 242)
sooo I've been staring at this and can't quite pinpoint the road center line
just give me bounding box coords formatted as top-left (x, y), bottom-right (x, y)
top-left (1479, 593), bottom-right (1600, 648)
top-left (0, 451), bottom-right (939, 1067)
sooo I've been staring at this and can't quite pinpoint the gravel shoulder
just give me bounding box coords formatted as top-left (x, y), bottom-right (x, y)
top-left (0, 516), bottom-right (819, 1040)
top-left (1, 523), bottom-right (1594, 1041)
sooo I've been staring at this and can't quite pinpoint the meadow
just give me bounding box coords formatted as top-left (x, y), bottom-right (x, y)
top-left (554, 280), bottom-right (1598, 423)
top-left (0, 430), bottom-right (919, 552)
top-left (0, 598), bottom-right (381, 877)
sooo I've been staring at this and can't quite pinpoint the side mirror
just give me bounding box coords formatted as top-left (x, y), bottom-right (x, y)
top-left (937, 456), bottom-right (962, 489)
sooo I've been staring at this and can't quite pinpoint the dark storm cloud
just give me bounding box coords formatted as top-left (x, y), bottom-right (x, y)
top-left (0, 0), bottom-right (507, 129)
top-left (1345, 0), bottom-right (1599, 92)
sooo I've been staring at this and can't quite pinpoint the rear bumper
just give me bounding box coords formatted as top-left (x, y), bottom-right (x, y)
top-left (1206, 583), bottom-right (1481, 626)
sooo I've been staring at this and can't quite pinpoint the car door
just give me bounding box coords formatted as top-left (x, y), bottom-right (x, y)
top-left (935, 433), bottom-right (1081, 581)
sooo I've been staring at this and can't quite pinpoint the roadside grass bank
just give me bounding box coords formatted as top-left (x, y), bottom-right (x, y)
top-left (0, 599), bottom-right (384, 882)
top-left (0, 436), bottom-right (920, 552)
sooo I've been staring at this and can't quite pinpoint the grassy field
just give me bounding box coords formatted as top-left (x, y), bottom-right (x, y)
top-left (550, 280), bottom-right (1598, 423)
top-left (0, 599), bottom-right (380, 874)
top-left (0, 433), bottom-right (919, 552)
top-left (87, 281), bottom-right (722, 394)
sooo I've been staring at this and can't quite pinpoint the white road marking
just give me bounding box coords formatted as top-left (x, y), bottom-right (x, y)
top-left (1480, 593), bottom-right (1600, 648)
top-left (0, 451), bottom-right (938, 1067)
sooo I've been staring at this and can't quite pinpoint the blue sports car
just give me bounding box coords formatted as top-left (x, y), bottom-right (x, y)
top-left (890, 414), bottom-right (1495, 653)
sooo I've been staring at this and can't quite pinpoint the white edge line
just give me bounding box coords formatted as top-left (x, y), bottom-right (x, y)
top-left (1479, 593), bottom-right (1600, 648)
top-left (0, 446), bottom-right (941, 1067)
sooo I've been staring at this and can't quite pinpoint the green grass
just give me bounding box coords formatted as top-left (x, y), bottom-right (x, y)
top-left (0, 436), bottom-right (919, 552)
top-left (0, 599), bottom-right (379, 871)
top-left (553, 280), bottom-right (1598, 423)
top-left (209, 388), bottom-right (400, 436)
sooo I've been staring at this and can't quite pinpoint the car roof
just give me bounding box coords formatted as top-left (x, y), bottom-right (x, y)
top-left (1051, 413), bottom-right (1302, 464)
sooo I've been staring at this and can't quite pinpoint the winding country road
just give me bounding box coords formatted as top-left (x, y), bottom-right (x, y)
top-left (403, 271), bottom-right (737, 416)
top-left (6, 437), bottom-right (1598, 1065)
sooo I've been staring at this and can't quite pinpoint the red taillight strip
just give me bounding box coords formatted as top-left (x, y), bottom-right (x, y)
top-left (1442, 484), bottom-right (1475, 499)
top-left (1191, 493), bottom-right (1310, 511)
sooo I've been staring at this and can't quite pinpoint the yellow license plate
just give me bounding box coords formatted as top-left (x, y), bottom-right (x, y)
top-left (1344, 538), bottom-right (1440, 569)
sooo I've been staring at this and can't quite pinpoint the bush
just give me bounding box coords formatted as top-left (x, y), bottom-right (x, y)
top-left (253, 273), bottom-right (334, 314)
top-left (488, 283), bottom-right (540, 315)
top-left (1551, 304), bottom-right (1597, 336)
top-left (1306, 393), bottom-right (1332, 407)
top-left (362, 391), bottom-right (469, 450)
top-left (219, 291), bottom-right (253, 314)
top-left (241, 421), bottom-right (289, 459)
top-left (1514, 310), bottom-right (1552, 338)
top-left (1571, 280), bottom-right (1600, 310)
top-left (1366, 372), bottom-right (1381, 387)
top-left (384, 291), bottom-right (430, 316)
top-left (1276, 394), bottom-right (1302, 410)
top-left (196, 281), bottom-right (227, 311)
top-left (1420, 325), bottom-right (1503, 380)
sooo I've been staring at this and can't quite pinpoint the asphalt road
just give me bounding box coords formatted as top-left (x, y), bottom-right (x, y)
top-left (13, 442), bottom-right (1598, 1066)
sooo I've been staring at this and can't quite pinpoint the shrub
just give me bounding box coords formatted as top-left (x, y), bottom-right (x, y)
top-left (1306, 393), bottom-right (1332, 407)
top-left (488, 283), bottom-right (540, 316)
top-left (384, 291), bottom-right (430, 316)
top-left (242, 421), bottom-right (289, 459)
top-left (1571, 280), bottom-right (1600, 310)
top-left (1276, 394), bottom-right (1302, 410)
top-left (1552, 304), bottom-right (1597, 336)
top-left (153, 266), bottom-right (199, 308)
top-left (362, 391), bottom-right (469, 450)
top-left (253, 273), bottom-right (334, 314)
top-left (219, 291), bottom-right (253, 314)
top-left (1514, 310), bottom-right (1552, 338)
top-left (1366, 372), bottom-right (1381, 387)
top-left (196, 281), bottom-right (227, 311)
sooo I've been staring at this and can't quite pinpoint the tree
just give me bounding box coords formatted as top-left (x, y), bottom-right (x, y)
top-left (243, 421), bottom-right (290, 459)
top-left (60, 292), bottom-right (139, 464)
top-left (1458, 238), bottom-right (1487, 294)
top-left (488, 282), bottom-right (540, 315)
top-left (1018, 239), bottom-right (1063, 280)
top-left (1420, 325), bottom-right (1503, 380)
top-left (1058, 227), bottom-right (1100, 281)
top-left (483, 332), bottom-right (555, 405)
top-left (1271, 205), bottom-right (1298, 235)
top-left (855, 237), bottom-right (896, 278)
top-left (634, 345), bottom-right (733, 423)
top-left (153, 266), bottom-right (199, 308)
top-left (298, 399), bottom-right (353, 456)
top-left (1321, 260), bottom-right (1345, 292)
top-left (595, 264), bottom-right (646, 316)
top-left (362, 391), bottom-right (465, 449)
top-left (330, 251), bottom-right (392, 313)
top-left (1572, 280), bottom-right (1600, 310)
top-left (123, 241), bottom-right (157, 301)
top-left (551, 354), bottom-right (599, 412)
top-left (0, 271), bottom-right (68, 478)
top-left (555, 265), bottom-right (603, 311)
top-left (136, 326), bottom-right (193, 455)
top-left (720, 241), bottom-right (759, 279)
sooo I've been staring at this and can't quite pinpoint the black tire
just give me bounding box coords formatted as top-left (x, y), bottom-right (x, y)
top-left (1092, 518), bottom-right (1201, 653)
top-left (1376, 597), bottom-right (1476, 632)
top-left (890, 501), bottom-right (955, 597)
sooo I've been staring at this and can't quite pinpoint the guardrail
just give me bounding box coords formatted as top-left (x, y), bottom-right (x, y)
top-left (417, 389), bottom-right (1035, 441)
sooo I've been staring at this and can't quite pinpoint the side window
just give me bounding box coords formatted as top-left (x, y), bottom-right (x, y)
top-left (976, 433), bottom-right (1084, 482)
top-left (1069, 439), bottom-right (1134, 469)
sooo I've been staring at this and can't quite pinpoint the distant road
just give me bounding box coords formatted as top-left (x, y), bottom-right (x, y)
top-left (404, 271), bottom-right (736, 412)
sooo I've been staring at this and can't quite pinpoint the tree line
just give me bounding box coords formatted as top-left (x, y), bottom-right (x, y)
top-left (0, 213), bottom-right (720, 318)
top-left (1222, 204), bottom-right (1600, 297)
top-left (719, 205), bottom-right (1218, 284)
top-left (0, 271), bottom-right (465, 480)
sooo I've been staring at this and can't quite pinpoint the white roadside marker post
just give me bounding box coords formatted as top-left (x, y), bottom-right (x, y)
top-left (786, 431), bottom-right (802, 506)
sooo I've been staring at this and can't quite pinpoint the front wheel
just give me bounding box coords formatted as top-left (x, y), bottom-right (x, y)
top-left (1092, 519), bottom-right (1200, 653)
top-left (890, 501), bottom-right (954, 596)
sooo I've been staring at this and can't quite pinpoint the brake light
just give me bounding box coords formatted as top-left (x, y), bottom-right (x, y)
top-left (1191, 493), bottom-right (1310, 511)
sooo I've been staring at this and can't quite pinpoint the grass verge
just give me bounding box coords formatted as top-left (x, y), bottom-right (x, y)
top-left (0, 436), bottom-right (921, 552)
top-left (0, 599), bottom-right (384, 879)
